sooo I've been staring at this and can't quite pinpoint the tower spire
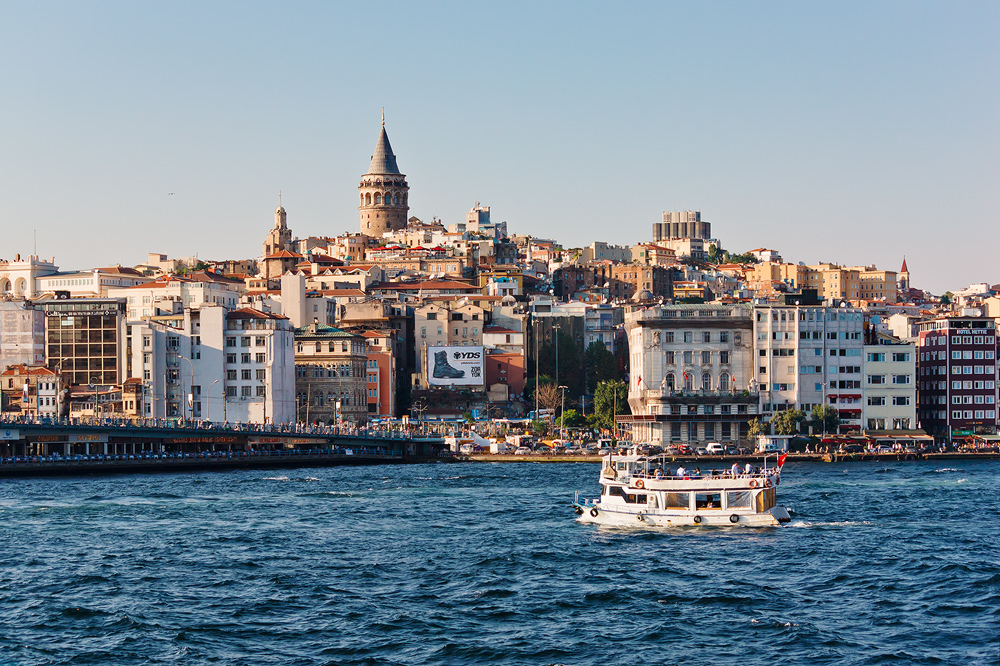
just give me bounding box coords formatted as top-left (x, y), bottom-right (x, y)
top-left (381, 107), bottom-right (385, 127)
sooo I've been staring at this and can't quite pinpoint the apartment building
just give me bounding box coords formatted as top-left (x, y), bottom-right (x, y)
top-left (862, 341), bottom-right (917, 432)
top-left (916, 316), bottom-right (998, 439)
top-left (754, 304), bottom-right (865, 432)
top-left (294, 323), bottom-right (368, 424)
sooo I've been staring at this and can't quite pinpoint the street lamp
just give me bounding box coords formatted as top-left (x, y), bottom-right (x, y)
top-left (559, 385), bottom-right (568, 441)
top-left (209, 379), bottom-right (220, 422)
top-left (178, 354), bottom-right (194, 420)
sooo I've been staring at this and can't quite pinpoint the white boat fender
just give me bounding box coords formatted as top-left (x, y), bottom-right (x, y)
top-left (636, 512), bottom-right (644, 522)
top-left (729, 514), bottom-right (739, 523)
top-left (590, 507), bottom-right (599, 518)
top-left (749, 479), bottom-right (759, 489)
top-left (574, 506), bottom-right (583, 515)
top-left (693, 515), bottom-right (703, 524)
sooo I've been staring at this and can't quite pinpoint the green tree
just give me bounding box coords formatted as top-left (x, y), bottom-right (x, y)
top-left (593, 379), bottom-right (629, 431)
top-left (747, 418), bottom-right (765, 438)
top-left (810, 404), bottom-right (840, 433)
top-left (585, 341), bottom-right (619, 391)
top-left (560, 408), bottom-right (585, 428)
top-left (940, 291), bottom-right (953, 305)
top-left (531, 419), bottom-right (549, 437)
top-left (771, 409), bottom-right (806, 435)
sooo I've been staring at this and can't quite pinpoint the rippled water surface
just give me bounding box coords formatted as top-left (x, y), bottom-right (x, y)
top-left (0, 460), bottom-right (996, 665)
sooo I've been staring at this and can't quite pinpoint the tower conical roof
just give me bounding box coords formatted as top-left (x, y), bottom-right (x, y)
top-left (900, 257), bottom-right (908, 273)
top-left (367, 126), bottom-right (400, 175)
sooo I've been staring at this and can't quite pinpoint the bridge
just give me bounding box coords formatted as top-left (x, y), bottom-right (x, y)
top-left (0, 416), bottom-right (448, 476)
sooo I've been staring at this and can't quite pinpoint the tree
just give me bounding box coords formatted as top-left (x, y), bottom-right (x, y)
top-left (593, 380), bottom-right (629, 431)
top-left (771, 409), bottom-right (805, 435)
top-left (560, 409), bottom-right (585, 428)
top-left (536, 383), bottom-right (562, 414)
top-left (747, 418), bottom-right (765, 439)
top-left (940, 292), bottom-right (953, 305)
top-left (531, 419), bottom-right (549, 437)
top-left (523, 373), bottom-right (553, 407)
top-left (585, 341), bottom-right (619, 391)
top-left (810, 404), bottom-right (840, 433)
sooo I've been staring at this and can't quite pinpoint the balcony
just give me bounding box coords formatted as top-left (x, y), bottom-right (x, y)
top-left (643, 388), bottom-right (759, 404)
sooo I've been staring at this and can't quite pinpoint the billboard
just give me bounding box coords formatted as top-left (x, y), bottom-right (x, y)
top-left (427, 346), bottom-right (484, 387)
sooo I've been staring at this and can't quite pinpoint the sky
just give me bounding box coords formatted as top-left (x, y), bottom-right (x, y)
top-left (1, 1), bottom-right (996, 295)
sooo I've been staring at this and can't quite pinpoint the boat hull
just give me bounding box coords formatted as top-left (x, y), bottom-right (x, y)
top-left (574, 502), bottom-right (790, 528)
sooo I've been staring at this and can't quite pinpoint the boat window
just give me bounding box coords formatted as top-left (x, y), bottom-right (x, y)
top-left (664, 492), bottom-right (689, 509)
top-left (726, 491), bottom-right (752, 509)
top-left (695, 492), bottom-right (723, 510)
top-left (604, 486), bottom-right (646, 504)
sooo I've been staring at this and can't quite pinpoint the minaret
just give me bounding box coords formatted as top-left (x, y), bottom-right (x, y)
top-left (359, 112), bottom-right (409, 237)
top-left (898, 257), bottom-right (909, 292)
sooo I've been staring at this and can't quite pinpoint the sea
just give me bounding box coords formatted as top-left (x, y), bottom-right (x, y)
top-left (0, 460), bottom-right (996, 666)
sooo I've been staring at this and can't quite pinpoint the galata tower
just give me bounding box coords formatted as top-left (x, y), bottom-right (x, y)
top-left (359, 114), bottom-right (409, 236)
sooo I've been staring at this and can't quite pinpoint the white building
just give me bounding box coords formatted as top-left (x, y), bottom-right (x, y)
top-left (35, 266), bottom-right (153, 298)
top-left (753, 304), bottom-right (865, 432)
top-left (128, 306), bottom-right (295, 423)
top-left (111, 272), bottom-right (243, 320)
top-left (623, 303), bottom-right (759, 445)
top-left (862, 342), bottom-right (917, 431)
top-left (0, 300), bottom-right (46, 372)
top-left (0, 255), bottom-right (59, 298)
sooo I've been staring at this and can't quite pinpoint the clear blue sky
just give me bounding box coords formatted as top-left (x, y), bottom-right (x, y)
top-left (1, 1), bottom-right (996, 294)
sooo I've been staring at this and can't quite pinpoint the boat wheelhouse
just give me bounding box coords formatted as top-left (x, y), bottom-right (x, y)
top-left (573, 451), bottom-right (791, 527)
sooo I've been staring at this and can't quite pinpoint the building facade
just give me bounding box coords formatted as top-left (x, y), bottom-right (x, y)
top-left (623, 304), bottom-right (759, 445)
top-left (916, 316), bottom-right (998, 439)
top-left (294, 323), bottom-right (368, 424)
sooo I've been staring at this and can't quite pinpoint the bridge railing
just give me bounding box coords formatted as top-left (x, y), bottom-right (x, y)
top-left (0, 446), bottom-right (406, 465)
top-left (0, 413), bottom-right (424, 441)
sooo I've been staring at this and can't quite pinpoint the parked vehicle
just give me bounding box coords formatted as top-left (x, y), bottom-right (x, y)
top-left (705, 442), bottom-right (724, 454)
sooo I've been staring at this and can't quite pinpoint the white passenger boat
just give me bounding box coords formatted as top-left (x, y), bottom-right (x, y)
top-left (573, 450), bottom-right (791, 527)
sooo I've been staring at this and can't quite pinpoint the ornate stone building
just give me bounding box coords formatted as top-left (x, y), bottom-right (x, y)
top-left (263, 206), bottom-right (292, 258)
top-left (359, 118), bottom-right (409, 237)
top-left (294, 323), bottom-right (368, 424)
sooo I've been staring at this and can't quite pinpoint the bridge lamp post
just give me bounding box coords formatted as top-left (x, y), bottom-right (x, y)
top-left (209, 379), bottom-right (220, 423)
top-left (178, 355), bottom-right (194, 421)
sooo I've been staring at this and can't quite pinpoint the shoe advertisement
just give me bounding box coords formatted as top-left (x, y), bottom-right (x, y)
top-left (427, 346), bottom-right (484, 387)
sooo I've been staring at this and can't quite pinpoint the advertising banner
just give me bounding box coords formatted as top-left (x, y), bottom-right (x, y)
top-left (427, 346), bottom-right (484, 387)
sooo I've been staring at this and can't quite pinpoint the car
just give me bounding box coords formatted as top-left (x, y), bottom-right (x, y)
top-left (705, 442), bottom-right (724, 455)
top-left (678, 444), bottom-right (693, 455)
top-left (725, 446), bottom-right (739, 455)
top-left (514, 447), bottom-right (531, 456)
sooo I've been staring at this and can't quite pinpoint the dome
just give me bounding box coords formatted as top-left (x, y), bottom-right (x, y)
top-left (501, 294), bottom-right (517, 305)
top-left (633, 289), bottom-right (654, 302)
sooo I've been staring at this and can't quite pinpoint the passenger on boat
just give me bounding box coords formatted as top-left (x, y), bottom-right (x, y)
top-left (730, 462), bottom-right (740, 477)
top-left (676, 465), bottom-right (688, 478)
top-left (744, 463), bottom-right (753, 475)
top-left (693, 467), bottom-right (702, 477)
top-left (654, 468), bottom-right (664, 480)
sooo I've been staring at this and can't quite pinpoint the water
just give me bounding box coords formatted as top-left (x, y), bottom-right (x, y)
top-left (0, 460), bottom-right (996, 665)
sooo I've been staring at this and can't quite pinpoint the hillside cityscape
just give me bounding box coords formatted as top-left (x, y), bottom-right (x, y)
top-left (1, 120), bottom-right (998, 446)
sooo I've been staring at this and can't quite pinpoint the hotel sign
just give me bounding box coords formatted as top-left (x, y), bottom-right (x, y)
top-left (0, 429), bottom-right (18, 441)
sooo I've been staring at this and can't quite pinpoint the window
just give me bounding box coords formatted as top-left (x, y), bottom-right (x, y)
top-left (719, 332), bottom-right (730, 343)
top-left (868, 375), bottom-right (885, 384)
top-left (241, 386), bottom-right (252, 398)
top-left (256, 353), bottom-right (266, 363)
top-left (702, 332), bottom-right (711, 343)
top-left (683, 332), bottom-right (693, 343)
top-left (226, 337), bottom-right (236, 348)
top-left (241, 369), bottom-right (252, 380)
top-left (867, 352), bottom-right (885, 362)
top-left (720, 351), bottom-right (730, 364)
top-left (892, 396), bottom-right (910, 406)
top-left (255, 336), bottom-right (265, 346)
top-left (227, 370), bottom-right (237, 381)
top-left (256, 369), bottom-right (265, 380)
top-left (867, 396), bottom-right (885, 406)
top-left (241, 353), bottom-right (251, 364)
top-left (241, 337), bottom-right (251, 347)
top-left (226, 353), bottom-right (236, 364)
top-left (701, 351), bottom-right (711, 364)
